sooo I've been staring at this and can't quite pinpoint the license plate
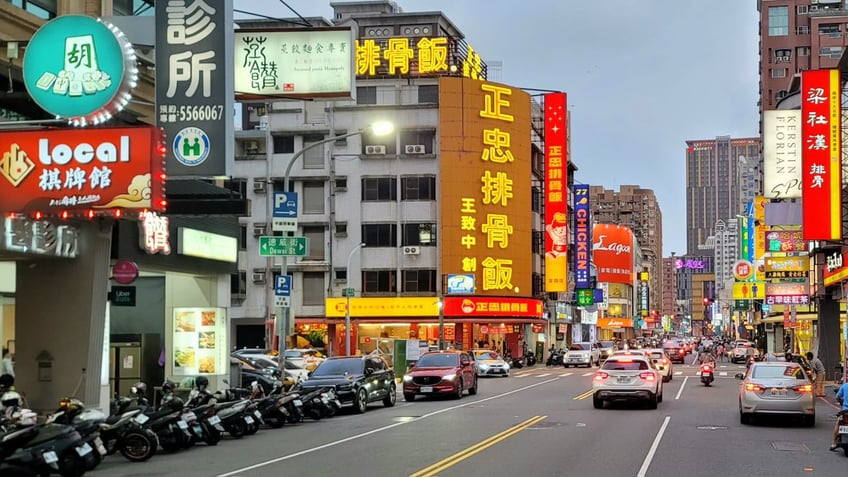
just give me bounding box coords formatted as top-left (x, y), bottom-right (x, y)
top-left (839, 426), bottom-right (848, 434)
top-left (254, 410), bottom-right (262, 419)
top-left (182, 412), bottom-right (195, 421)
top-left (76, 443), bottom-right (93, 457)
top-left (770, 389), bottom-right (787, 397)
top-left (134, 414), bottom-right (149, 424)
top-left (321, 396), bottom-right (329, 404)
top-left (293, 399), bottom-right (303, 406)
top-left (177, 420), bottom-right (188, 429)
top-left (209, 416), bottom-right (221, 425)
top-left (244, 416), bottom-right (255, 424)
top-left (43, 451), bottom-right (58, 464)
top-left (701, 372), bottom-right (711, 377)
top-left (617, 377), bottom-right (629, 383)
top-left (421, 386), bottom-right (433, 393)
top-left (94, 437), bottom-right (107, 455)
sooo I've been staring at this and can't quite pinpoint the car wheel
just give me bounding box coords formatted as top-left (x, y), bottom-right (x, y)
top-left (647, 393), bottom-right (658, 409)
top-left (454, 380), bottom-right (463, 399)
top-left (354, 388), bottom-right (368, 414)
top-left (468, 376), bottom-right (478, 395)
top-left (404, 393), bottom-right (415, 402)
top-left (592, 394), bottom-right (603, 409)
top-left (657, 389), bottom-right (663, 403)
top-left (383, 383), bottom-right (396, 407)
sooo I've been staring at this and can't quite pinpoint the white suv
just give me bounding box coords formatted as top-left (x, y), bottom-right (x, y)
top-left (565, 342), bottom-right (601, 368)
top-left (592, 355), bottom-right (663, 409)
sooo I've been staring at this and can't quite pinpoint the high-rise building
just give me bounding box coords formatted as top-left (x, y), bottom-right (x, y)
top-left (660, 256), bottom-right (677, 319)
top-left (589, 185), bottom-right (663, 316)
top-left (684, 136), bottom-right (761, 256)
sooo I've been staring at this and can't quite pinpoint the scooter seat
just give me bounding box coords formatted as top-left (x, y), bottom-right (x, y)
top-left (22, 424), bottom-right (75, 447)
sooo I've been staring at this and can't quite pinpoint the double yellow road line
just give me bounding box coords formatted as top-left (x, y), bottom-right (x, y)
top-left (409, 415), bottom-right (547, 477)
top-left (573, 389), bottom-right (593, 400)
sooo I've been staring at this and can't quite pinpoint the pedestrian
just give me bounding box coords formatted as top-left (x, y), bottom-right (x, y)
top-left (807, 351), bottom-right (826, 397)
top-left (1, 348), bottom-right (13, 378)
top-left (716, 343), bottom-right (726, 362)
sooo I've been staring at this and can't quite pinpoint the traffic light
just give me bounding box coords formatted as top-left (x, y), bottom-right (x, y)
top-left (703, 297), bottom-right (713, 306)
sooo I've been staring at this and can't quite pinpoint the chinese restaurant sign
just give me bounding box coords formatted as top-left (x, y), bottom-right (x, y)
top-left (765, 229), bottom-right (806, 253)
top-left (234, 28), bottom-right (354, 99)
top-left (573, 184), bottom-right (591, 289)
top-left (443, 297), bottom-right (544, 318)
top-left (764, 256), bottom-right (809, 280)
top-left (356, 36), bottom-right (484, 79)
top-left (764, 282), bottom-right (810, 305)
top-left (139, 211), bottom-right (170, 255)
top-left (439, 77), bottom-right (531, 296)
top-left (823, 251), bottom-right (848, 286)
top-left (325, 297), bottom-right (439, 318)
top-left (544, 92), bottom-right (567, 292)
top-left (0, 126), bottom-right (165, 214)
top-left (800, 69), bottom-right (842, 240)
top-left (22, 15), bottom-right (138, 126)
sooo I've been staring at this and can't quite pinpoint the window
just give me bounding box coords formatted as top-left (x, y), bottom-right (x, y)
top-left (400, 129), bottom-right (435, 154)
top-left (362, 132), bottom-right (397, 155)
top-left (230, 271), bottom-right (246, 305)
top-left (222, 179), bottom-right (248, 199)
top-left (363, 270), bottom-right (397, 293)
top-left (401, 176), bottom-right (436, 200)
top-left (302, 272), bottom-right (325, 306)
top-left (819, 23), bottom-right (841, 34)
top-left (403, 223), bottom-right (436, 246)
top-left (363, 223), bottom-right (397, 247)
top-left (273, 135), bottom-right (294, 154)
top-left (335, 222), bottom-right (348, 237)
top-left (362, 177), bottom-right (397, 201)
top-left (797, 25), bottom-right (810, 35)
top-left (239, 225), bottom-right (247, 250)
top-left (768, 6), bottom-right (789, 36)
top-left (335, 268), bottom-right (347, 282)
top-left (402, 269), bottom-right (436, 292)
top-left (357, 86), bottom-right (377, 105)
top-left (418, 85), bottom-right (439, 103)
top-left (303, 225), bottom-right (325, 260)
top-left (303, 181), bottom-right (325, 214)
top-left (302, 135), bottom-right (325, 169)
top-left (797, 47), bottom-right (810, 57)
top-left (531, 186), bottom-right (541, 213)
top-left (797, 5), bottom-right (808, 14)
top-left (9, 0), bottom-right (56, 18)
top-left (334, 177), bottom-right (348, 191)
top-left (771, 68), bottom-right (786, 78)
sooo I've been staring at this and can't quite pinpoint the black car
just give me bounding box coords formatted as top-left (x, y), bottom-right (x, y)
top-left (297, 356), bottom-right (396, 413)
top-left (662, 341), bottom-right (686, 364)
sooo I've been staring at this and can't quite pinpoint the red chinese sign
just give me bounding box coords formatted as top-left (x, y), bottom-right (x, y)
top-left (0, 126), bottom-right (166, 214)
top-left (544, 92), bottom-right (567, 292)
top-left (444, 296), bottom-right (543, 318)
top-left (800, 70), bottom-right (842, 240)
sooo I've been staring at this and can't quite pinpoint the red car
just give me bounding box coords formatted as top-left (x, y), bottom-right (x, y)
top-left (402, 351), bottom-right (478, 401)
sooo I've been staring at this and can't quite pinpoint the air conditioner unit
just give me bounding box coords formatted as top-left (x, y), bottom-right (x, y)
top-left (365, 145), bottom-right (386, 155)
top-left (811, 0), bottom-right (818, 4)
top-left (403, 246), bottom-right (420, 255)
top-left (246, 141), bottom-right (259, 154)
top-left (252, 270), bottom-right (267, 284)
top-left (404, 144), bottom-right (425, 154)
top-left (780, 56), bottom-right (790, 61)
top-left (252, 223), bottom-right (267, 237)
top-left (253, 180), bottom-right (266, 193)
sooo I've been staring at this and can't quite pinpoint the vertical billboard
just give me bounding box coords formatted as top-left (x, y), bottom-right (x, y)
top-left (573, 184), bottom-right (591, 289)
top-left (439, 77), bottom-right (531, 296)
top-left (763, 110), bottom-right (802, 199)
top-left (800, 69), bottom-right (842, 240)
top-left (544, 92), bottom-right (567, 292)
top-left (156, 1), bottom-right (233, 177)
top-left (754, 196), bottom-right (767, 281)
top-left (592, 224), bottom-right (634, 284)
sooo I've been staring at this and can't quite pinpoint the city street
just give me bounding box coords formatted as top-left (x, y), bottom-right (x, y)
top-left (91, 355), bottom-right (848, 477)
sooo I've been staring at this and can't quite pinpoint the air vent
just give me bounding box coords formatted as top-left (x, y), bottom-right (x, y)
top-left (365, 145), bottom-right (386, 155)
top-left (252, 269), bottom-right (267, 284)
top-left (252, 223), bottom-right (267, 237)
top-left (403, 246), bottom-right (420, 255)
top-left (253, 180), bottom-right (266, 193)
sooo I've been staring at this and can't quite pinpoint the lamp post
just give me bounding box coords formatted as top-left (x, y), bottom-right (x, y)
top-left (276, 121), bottom-right (393, 364)
top-left (344, 243), bottom-right (366, 356)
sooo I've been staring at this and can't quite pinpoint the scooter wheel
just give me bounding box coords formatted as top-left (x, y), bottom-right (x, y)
top-left (57, 450), bottom-right (87, 477)
top-left (120, 431), bottom-right (157, 461)
top-left (246, 421), bottom-right (259, 435)
top-left (204, 425), bottom-right (222, 446)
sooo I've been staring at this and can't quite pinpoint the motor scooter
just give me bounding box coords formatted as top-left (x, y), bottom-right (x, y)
top-left (700, 362), bottom-right (715, 386)
top-left (834, 409), bottom-right (848, 456)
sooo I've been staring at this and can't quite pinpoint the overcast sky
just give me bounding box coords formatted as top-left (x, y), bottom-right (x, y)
top-left (237, 0), bottom-right (761, 257)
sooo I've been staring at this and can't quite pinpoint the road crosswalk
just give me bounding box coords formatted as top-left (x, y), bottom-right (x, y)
top-left (512, 367), bottom-right (741, 378)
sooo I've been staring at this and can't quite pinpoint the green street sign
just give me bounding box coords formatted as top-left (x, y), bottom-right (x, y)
top-left (259, 236), bottom-right (308, 256)
top-left (734, 299), bottom-right (748, 311)
top-left (343, 287), bottom-right (355, 297)
top-left (576, 288), bottom-right (593, 307)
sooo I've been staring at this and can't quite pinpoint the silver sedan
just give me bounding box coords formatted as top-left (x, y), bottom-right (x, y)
top-left (736, 362), bottom-right (815, 426)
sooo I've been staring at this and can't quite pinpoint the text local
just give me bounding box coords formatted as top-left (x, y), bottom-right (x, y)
top-left (38, 136), bottom-right (132, 165)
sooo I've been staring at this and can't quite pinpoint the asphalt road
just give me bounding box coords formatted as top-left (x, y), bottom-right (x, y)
top-left (90, 353), bottom-right (848, 477)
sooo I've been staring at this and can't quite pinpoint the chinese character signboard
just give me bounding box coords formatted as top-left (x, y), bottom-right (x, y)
top-left (765, 229), bottom-right (806, 253)
top-left (764, 282), bottom-right (810, 305)
top-left (439, 77), bottom-right (531, 296)
top-left (573, 184), bottom-right (591, 289)
top-left (823, 250), bottom-right (848, 286)
top-left (156, 0), bottom-right (233, 177)
top-left (763, 110), bottom-right (802, 199)
top-left (443, 297), bottom-right (543, 318)
top-left (0, 126), bottom-right (165, 214)
top-left (234, 28), bottom-right (354, 99)
top-left (139, 211), bottom-right (170, 255)
top-left (800, 69), bottom-right (842, 240)
top-left (544, 92), bottom-right (567, 292)
top-left (764, 256), bottom-right (809, 281)
top-left (22, 15), bottom-right (139, 126)
top-left (592, 224), bottom-right (634, 284)
top-left (355, 35), bottom-right (485, 80)
top-left (754, 196), bottom-right (767, 281)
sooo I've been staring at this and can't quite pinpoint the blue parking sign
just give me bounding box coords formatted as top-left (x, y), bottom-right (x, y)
top-left (275, 275), bottom-right (291, 297)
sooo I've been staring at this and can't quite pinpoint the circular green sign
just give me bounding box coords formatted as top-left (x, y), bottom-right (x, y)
top-left (23, 15), bottom-right (137, 124)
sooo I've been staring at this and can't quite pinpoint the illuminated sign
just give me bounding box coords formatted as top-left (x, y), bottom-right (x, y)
top-left (2, 215), bottom-right (79, 258)
top-left (446, 274), bottom-right (475, 294)
top-left (800, 69), bottom-right (842, 240)
top-left (439, 77), bottom-right (531, 296)
top-left (732, 260), bottom-right (754, 281)
top-left (0, 126), bottom-right (166, 214)
top-left (325, 297), bottom-right (439, 318)
top-left (674, 258), bottom-right (705, 270)
top-left (763, 110), bottom-right (802, 199)
top-left (827, 250), bottom-right (843, 272)
top-left (355, 36), bottom-right (484, 79)
top-left (234, 28), bottom-right (354, 99)
top-left (576, 289), bottom-right (593, 307)
top-left (593, 224), bottom-right (634, 284)
top-left (573, 184), bottom-right (591, 288)
top-left (172, 307), bottom-right (228, 376)
top-left (443, 297), bottom-right (544, 318)
top-left (139, 211), bottom-right (170, 255)
top-left (544, 92), bottom-right (568, 292)
top-left (754, 196), bottom-right (767, 281)
top-left (764, 282), bottom-right (810, 305)
top-left (765, 229), bottom-right (806, 253)
top-left (732, 281), bottom-right (766, 300)
top-left (598, 318), bottom-right (633, 329)
top-left (823, 251), bottom-right (848, 286)
top-left (22, 15), bottom-right (138, 126)
top-left (177, 227), bottom-right (237, 263)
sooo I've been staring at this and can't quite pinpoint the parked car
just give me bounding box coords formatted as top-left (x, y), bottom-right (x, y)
top-left (736, 362), bottom-right (815, 426)
top-left (285, 348), bottom-right (325, 370)
top-left (564, 342), bottom-right (601, 368)
top-left (469, 349), bottom-right (511, 377)
top-left (298, 355), bottom-right (396, 413)
top-left (592, 355), bottom-right (663, 409)
top-left (403, 351), bottom-right (478, 401)
top-left (646, 348), bottom-right (673, 382)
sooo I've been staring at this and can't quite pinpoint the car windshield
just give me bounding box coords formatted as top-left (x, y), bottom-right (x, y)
top-left (310, 359), bottom-right (363, 376)
top-left (416, 354), bottom-right (459, 367)
top-left (602, 360), bottom-right (649, 371)
top-left (752, 365), bottom-right (805, 380)
top-left (649, 352), bottom-right (663, 360)
top-left (474, 351), bottom-right (501, 360)
top-left (601, 341), bottom-right (615, 348)
top-left (285, 350), bottom-right (305, 358)
top-left (570, 343), bottom-right (590, 351)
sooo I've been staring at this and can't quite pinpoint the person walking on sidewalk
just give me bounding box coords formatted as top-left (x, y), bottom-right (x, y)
top-left (806, 352), bottom-right (826, 397)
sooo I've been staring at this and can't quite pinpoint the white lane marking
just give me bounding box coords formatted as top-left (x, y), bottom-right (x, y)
top-left (536, 373), bottom-right (551, 377)
top-left (675, 376), bottom-right (688, 400)
top-left (719, 371), bottom-right (727, 377)
top-left (674, 371), bottom-right (682, 375)
top-left (216, 378), bottom-right (561, 477)
top-left (636, 416), bottom-right (671, 477)
top-left (515, 374), bottom-right (528, 378)
top-left (581, 372), bottom-right (594, 376)
top-left (559, 372), bottom-right (573, 377)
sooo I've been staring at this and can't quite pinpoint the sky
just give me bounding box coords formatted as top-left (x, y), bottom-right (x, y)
top-left (236, 0), bottom-right (761, 257)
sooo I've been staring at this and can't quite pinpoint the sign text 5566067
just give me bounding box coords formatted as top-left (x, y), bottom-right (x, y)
top-left (177, 105), bottom-right (224, 122)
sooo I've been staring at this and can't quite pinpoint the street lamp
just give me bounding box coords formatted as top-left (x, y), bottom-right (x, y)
top-left (344, 243), bottom-right (366, 357)
top-left (276, 121), bottom-right (393, 363)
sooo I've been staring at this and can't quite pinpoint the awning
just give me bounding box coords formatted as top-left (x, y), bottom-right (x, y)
top-left (295, 317), bottom-right (548, 325)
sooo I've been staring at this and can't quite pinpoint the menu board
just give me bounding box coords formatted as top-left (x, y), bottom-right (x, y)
top-left (172, 307), bottom-right (227, 376)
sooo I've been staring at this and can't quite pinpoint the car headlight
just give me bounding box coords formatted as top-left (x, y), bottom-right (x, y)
top-left (478, 363), bottom-right (490, 370)
top-left (442, 374), bottom-right (457, 381)
top-left (403, 375), bottom-right (413, 382)
top-left (337, 383), bottom-right (353, 391)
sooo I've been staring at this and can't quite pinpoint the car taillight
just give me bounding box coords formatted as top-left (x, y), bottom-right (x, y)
top-left (792, 384), bottom-right (813, 393)
top-left (593, 372), bottom-right (609, 381)
top-left (639, 372), bottom-right (656, 381)
top-left (745, 383), bottom-right (765, 392)
top-left (678, 349), bottom-right (685, 354)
